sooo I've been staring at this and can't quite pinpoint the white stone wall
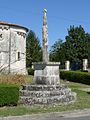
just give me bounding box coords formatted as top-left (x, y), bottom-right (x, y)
top-left (0, 25), bottom-right (10, 72)
top-left (0, 24), bottom-right (28, 74)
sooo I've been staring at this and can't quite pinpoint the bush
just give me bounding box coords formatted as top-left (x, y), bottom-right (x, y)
top-left (0, 74), bottom-right (25, 85)
top-left (60, 71), bottom-right (90, 85)
top-left (0, 84), bottom-right (19, 106)
top-left (27, 68), bottom-right (34, 75)
top-left (81, 70), bottom-right (88, 72)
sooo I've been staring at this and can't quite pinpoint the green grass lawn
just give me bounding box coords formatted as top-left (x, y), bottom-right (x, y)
top-left (0, 78), bottom-right (90, 117)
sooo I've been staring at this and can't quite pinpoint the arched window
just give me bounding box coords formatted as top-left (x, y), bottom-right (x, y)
top-left (18, 52), bottom-right (20, 61)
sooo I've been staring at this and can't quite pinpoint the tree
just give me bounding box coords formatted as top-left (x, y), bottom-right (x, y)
top-left (50, 39), bottom-right (66, 69)
top-left (26, 30), bottom-right (42, 68)
top-left (65, 25), bottom-right (90, 69)
top-left (50, 39), bottom-right (64, 62)
top-left (50, 25), bottom-right (90, 70)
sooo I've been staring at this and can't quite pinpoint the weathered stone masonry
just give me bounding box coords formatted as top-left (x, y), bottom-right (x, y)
top-left (0, 22), bottom-right (28, 74)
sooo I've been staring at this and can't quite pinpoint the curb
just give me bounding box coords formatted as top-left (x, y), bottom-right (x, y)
top-left (0, 109), bottom-right (90, 120)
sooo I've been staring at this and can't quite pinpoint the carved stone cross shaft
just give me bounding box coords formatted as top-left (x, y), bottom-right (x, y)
top-left (42, 9), bottom-right (49, 62)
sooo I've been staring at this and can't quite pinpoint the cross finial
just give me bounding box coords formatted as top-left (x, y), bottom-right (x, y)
top-left (43, 8), bottom-right (47, 25)
top-left (44, 9), bottom-right (47, 13)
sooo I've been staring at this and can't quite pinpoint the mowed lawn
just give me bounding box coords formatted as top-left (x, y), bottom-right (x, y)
top-left (0, 76), bottom-right (90, 117)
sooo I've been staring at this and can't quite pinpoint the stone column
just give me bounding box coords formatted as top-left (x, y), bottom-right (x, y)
top-left (65, 61), bottom-right (70, 71)
top-left (83, 59), bottom-right (88, 71)
top-left (33, 9), bottom-right (60, 85)
top-left (42, 9), bottom-right (49, 63)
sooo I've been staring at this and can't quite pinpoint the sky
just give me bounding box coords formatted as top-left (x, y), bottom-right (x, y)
top-left (0, 0), bottom-right (90, 49)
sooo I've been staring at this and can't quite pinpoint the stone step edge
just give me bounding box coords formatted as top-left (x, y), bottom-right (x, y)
top-left (20, 89), bottom-right (71, 92)
top-left (20, 90), bottom-right (72, 97)
top-left (19, 92), bottom-right (76, 105)
top-left (22, 84), bottom-right (67, 87)
top-left (21, 87), bottom-right (71, 91)
top-left (20, 92), bottom-right (76, 99)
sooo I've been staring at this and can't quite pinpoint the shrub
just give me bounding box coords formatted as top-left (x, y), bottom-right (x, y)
top-left (27, 68), bottom-right (34, 75)
top-left (60, 71), bottom-right (90, 85)
top-left (81, 70), bottom-right (88, 72)
top-left (0, 84), bottom-right (19, 106)
top-left (0, 74), bottom-right (26, 85)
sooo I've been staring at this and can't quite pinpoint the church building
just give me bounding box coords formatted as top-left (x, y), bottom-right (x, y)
top-left (0, 22), bottom-right (28, 74)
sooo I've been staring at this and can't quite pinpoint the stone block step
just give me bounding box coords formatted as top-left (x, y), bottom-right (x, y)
top-left (20, 89), bottom-right (71, 97)
top-left (19, 84), bottom-right (76, 105)
top-left (22, 84), bottom-right (68, 91)
top-left (20, 92), bottom-right (76, 105)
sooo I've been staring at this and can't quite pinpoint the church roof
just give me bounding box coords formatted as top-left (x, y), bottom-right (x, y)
top-left (0, 21), bottom-right (28, 32)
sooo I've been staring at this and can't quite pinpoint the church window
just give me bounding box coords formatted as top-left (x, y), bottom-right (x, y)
top-left (18, 52), bottom-right (20, 61)
top-left (0, 34), bottom-right (2, 38)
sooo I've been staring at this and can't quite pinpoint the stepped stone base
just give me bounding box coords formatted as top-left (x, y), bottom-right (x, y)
top-left (19, 84), bottom-right (76, 105)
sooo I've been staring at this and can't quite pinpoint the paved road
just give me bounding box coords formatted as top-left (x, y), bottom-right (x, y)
top-left (0, 115), bottom-right (90, 120)
top-left (0, 109), bottom-right (90, 120)
top-left (32, 116), bottom-right (90, 120)
top-left (63, 116), bottom-right (90, 120)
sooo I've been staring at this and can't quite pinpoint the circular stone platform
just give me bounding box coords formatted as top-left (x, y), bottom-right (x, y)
top-left (19, 84), bottom-right (76, 105)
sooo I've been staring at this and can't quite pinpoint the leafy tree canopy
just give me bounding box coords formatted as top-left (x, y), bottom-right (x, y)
top-left (50, 25), bottom-right (90, 69)
top-left (26, 30), bottom-right (42, 68)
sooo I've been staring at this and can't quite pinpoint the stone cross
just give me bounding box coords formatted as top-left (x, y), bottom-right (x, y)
top-left (42, 9), bottom-right (49, 62)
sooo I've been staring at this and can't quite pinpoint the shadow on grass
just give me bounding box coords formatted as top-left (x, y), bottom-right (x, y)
top-left (87, 92), bottom-right (90, 94)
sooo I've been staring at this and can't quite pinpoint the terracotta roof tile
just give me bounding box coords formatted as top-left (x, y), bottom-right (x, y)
top-left (0, 21), bottom-right (28, 32)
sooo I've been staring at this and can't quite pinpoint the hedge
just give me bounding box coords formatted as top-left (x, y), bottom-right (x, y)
top-left (27, 68), bottom-right (34, 75)
top-left (0, 84), bottom-right (19, 106)
top-left (60, 71), bottom-right (90, 85)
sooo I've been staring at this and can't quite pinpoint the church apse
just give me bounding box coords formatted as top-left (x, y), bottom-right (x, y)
top-left (0, 22), bottom-right (28, 74)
